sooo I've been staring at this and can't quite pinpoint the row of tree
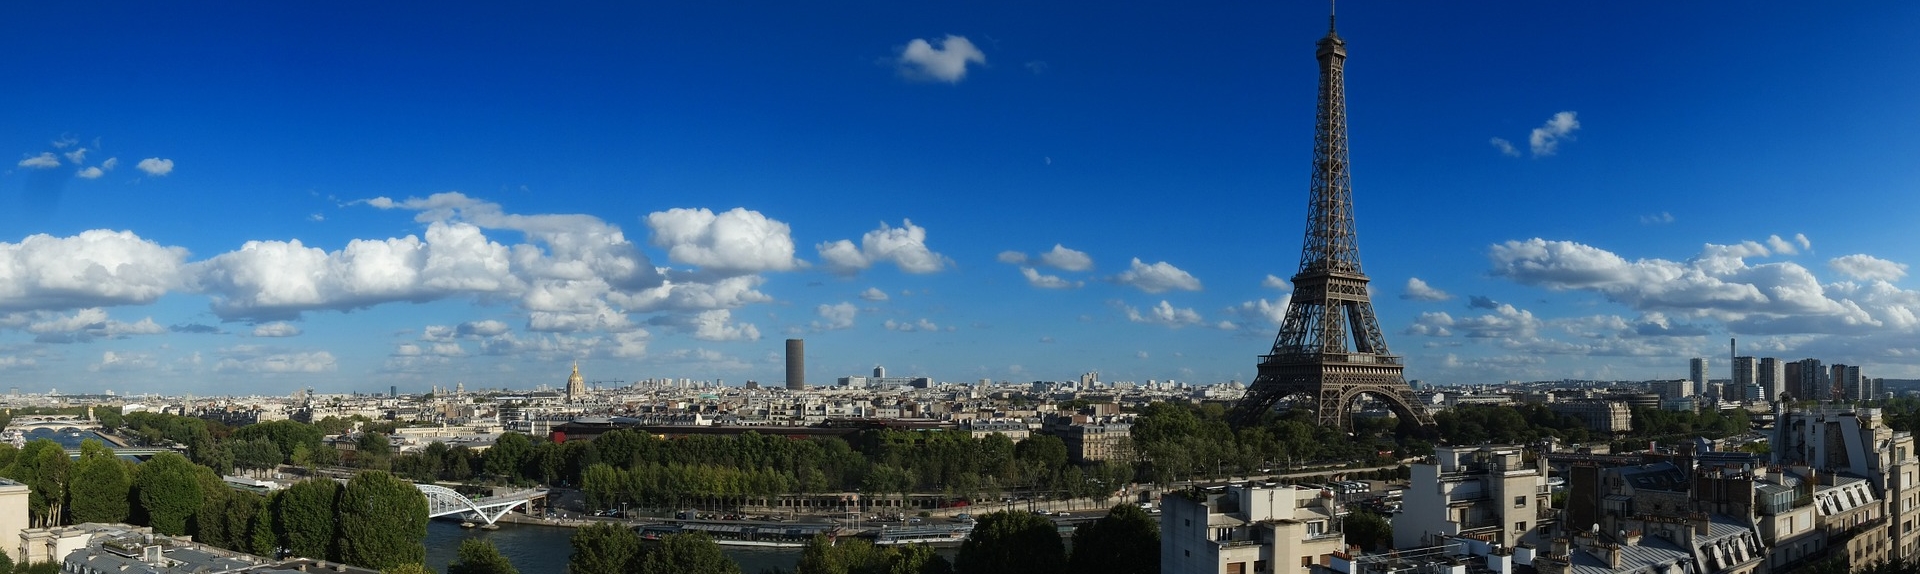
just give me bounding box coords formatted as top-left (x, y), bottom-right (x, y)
top-left (0, 437), bottom-right (429, 572)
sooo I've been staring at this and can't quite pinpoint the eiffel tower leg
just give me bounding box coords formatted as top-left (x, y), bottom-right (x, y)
top-left (1318, 389), bottom-right (1346, 429)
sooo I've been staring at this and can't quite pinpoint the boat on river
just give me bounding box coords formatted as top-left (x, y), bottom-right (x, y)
top-left (637, 520), bottom-right (840, 548)
top-left (865, 524), bottom-right (973, 547)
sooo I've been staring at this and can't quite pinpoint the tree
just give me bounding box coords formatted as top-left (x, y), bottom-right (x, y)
top-left (3, 439), bottom-right (72, 527)
top-left (133, 452), bottom-right (204, 535)
top-left (336, 471), bottom-right (429, 570)
top-left (638, 532), bottom-right (741, 574)
top-left (384, 565), bottom-right (433, 574)
top-left (275, 479), bottom-right (341, 560)
top-left (68, 440), bottom-right (132, 524)
top-left (1341, 509), bottom-right (1393, 552)
top-left (568, 522), bottom-right (643, 574)
top-left (953, 511), bottom-right (1065, 574)
top-left (1066, 505), bottom-right (1159, 574)
top-left (447, 539), bottom-right (519, 574)
top-left (486, 433), bottom-right (533, 482)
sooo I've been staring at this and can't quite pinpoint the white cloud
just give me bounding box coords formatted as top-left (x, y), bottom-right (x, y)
top-left (1766, 234), bottom-right (1809, 255)
top-left (1640, 212), bottom-right (1675, 225)
top-left (1114, 258), bottom-right (1202, 293)
top-left (644, 207), bottom-right (802, 275)
top-left (91, 351), bottom-right (157, 373)
top-left (996, 251), bottom-right (1027, 265)
top-left (1528, 111), bottom-right (1580, 157)
top-left (215, 350), bottom-right (338, 373)
top-left (1404, 311), bottom-right (1454, 337)
top-left (815, 220), bottom-right (950, 274)
top-left (76, 166), bottom-right (105, 179)
top-left (16, 153), bottom-right (59, 169)
top-left (896, 35), bottom-right (986, 83)
top-left (1037, 244), bottom-right (1093, 272)
top-left (252, 321), bottom-right (303, 337)
top-left (685, 309), bottom-right (760, 342)
top-left (1261, 275), bottom-right (1289, 290)
top-left (457, 319), bottom-right (511, 337)
top-left (14, 308), bottom-right (166, 343)
top-left (814, 302), bottom-right (858, 331)
top-left (64, 148), bottom-right (88, 164)
top-left (0, 230), bottom-right (188, 312)
top-left (1123, 300), bottom-right (1203, 327)
top-left (136, 158), bottom-right (174, 176)
top-left (1401, 277), bottom-right (1453, 301)
top-left (884, 318), bottom-right (941, 332)
top-left (1020, 267), bottom-right (1080, 289)
top-left (1489, 138), bottom-right (1519, 157)
top-left (1491, 236), bottom-right (1920, 336)
top-left (1224, 296), bottom-right (1291, 329)
top-left (858, 287), bottom-right (889, 302)
top-left (1830, 254), bottom-right (1908, 282)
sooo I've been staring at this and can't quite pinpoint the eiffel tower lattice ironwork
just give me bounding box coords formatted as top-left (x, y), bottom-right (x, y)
top-left (1228, 16), bottom-right (1435, 431)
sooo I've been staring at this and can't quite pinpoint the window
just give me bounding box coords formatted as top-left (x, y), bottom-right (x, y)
top-left (1514, 495), bottom-right (1526, 507)
top-left (1516, 521), bottom-right (1527, 533)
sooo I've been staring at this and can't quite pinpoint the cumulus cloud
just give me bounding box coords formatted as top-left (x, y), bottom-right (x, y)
top-left (252, 321), bottom-right (303, 337)
top-left (996, 251), bottom-right (1027, 265)
top-left (649, 309), bottom-right (759, 342)
top-left (0, 230), bottom-right (188, 312)
top-left (13, 308), bottom-right (166, 343)
top-left (816, 220), bottom-right (951, 274)
top-left (1036, 244), bottom-right (1093, 272)
top-left (65, 148), bottom-right (88, 164)
top-left (645, 207), bottom-right (802, 275)
top-left (1020, 267), bottom-right (1081, 289)
top-left (215, 350), bottom-right (338, 373)
top-left (858, 287), bottom-right (889, 302)
top-left (1830, 254), bottom-right (1908, 282)
top-left (1468, 295), bottom-right (1503, 310)
top-left (91, 351), bottom-right (157, 372)
top-left (1114, 258), bottom-right (1202, 293)
top-left (1261, 275), bottom-right (1289, 290)
top-left (457, 319), bottom-right (511, 337)
top-left (1489, 138), bottom-right (1520, 157)
top-left (1767, 234), bottom-right (1810, 255)
top-left (1491, 236), bottom-right (1920, 335)
top-left (1528, 111), bottom-right (1580, 157)
top-left (1224, 296), bottom-right (1291, 329)
top-left (136, 158), bottom-right (174, 176)
top-left (1401, 277), bottom-right (1453, 301)
top-left (896, 35), bottom-right (986, 83)
top-left (1121, 300), bottom-right (1203, 327)
top-left (814, 302), bottom-right (858, 331)
top-left (884, 318), bottom-right (941, 332)
top-left (16, 153), bottom-right (59, 169)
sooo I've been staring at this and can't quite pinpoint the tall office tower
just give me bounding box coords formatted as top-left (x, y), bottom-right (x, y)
top-left (1689, 357), bottom-right (1709, 390)
top-left (1846, 365), bottom-right (1864, 400)
top-left (874, 365), bottom-right (886, 378)
top-left (1226, 15), bottom-right (1433, 432)
top-left (1783, 361), bottom-right (1802, 401)
top-left (1795, 358), bottom-right (1826, 401)
top-left (1730, 356), bottom-right (1756, 402)
top-left (785, 339), bottom-right (805, 390)
top-left (1758, 357), bottom-right (1785, 402)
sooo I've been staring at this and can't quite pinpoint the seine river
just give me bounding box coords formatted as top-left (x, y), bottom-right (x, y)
top-left (423, 521), bottom-right (806, 574)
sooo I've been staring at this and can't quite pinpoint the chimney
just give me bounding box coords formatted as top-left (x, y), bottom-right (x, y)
top-left (1607, 544), bottom-right (1622, 569)
top-left (1690, 512), bottom-right (1711, 535)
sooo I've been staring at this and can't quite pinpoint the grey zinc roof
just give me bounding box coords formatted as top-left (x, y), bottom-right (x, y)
top-left (1561, 535), bottom-right (1693, 574)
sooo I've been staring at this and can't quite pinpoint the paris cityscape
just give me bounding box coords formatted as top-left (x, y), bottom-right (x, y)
top-left (5, 3), bottom-right (1920, 574)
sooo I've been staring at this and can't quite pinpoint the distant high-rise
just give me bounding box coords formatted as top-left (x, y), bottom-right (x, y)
top-left (1731, 356), bottom-right (1756, 402)
top-left (389, 385), bottom-right (397, 398)
top-left (785, 339), bottom-right (805, 390)
top-left (1759, 357), bottom-right (1785, 402)
top-left (874, 365), bottom-right (886, 378)
top-left (1689, 358), bottom-right (1709, 389)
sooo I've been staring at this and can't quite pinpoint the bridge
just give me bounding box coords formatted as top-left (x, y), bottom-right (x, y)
top-left (63, 446), bottom-right (176, 458)
top-left (417, 485), bottom-right (548, 526)
top-left (6, 415), bottom-right (103, 433)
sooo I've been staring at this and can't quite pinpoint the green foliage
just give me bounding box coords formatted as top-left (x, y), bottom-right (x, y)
top-left (638, 532), bottom-right (741, 574)
top-left (448, 539), bottom-right (520, 574)
top-left (953, 511), bottom-right (1065, 574)
top-left (133, 452), bottom-right (204, 535)
top-left (274, 479), bottom-right (341, 561)
top-left (794, 536), bottom-right (951, 574)
top-left (2, 439), bottom-right (72, 527)
top-left (486, 433), bottom-right (534, 480)
top-left (569, 522), bottom-right (644, 574)
top-left (383, 565), bottom-right (434, 574)
top-left (336, 471), bottom-right (429, 570)
top-left (1340, 509), bottom-right (1393, 552)
top-left (1066, 505), bottom-right (1159, 574)
top-left (232, 420), bottom-right (324, 465)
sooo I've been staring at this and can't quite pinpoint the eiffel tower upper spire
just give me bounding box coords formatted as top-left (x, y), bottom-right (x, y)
top-left (1303, 6), bottom-right (1358, 280)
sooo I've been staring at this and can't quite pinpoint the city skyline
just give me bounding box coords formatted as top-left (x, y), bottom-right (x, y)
top-left (5, 3), bottom-right (1920, 395)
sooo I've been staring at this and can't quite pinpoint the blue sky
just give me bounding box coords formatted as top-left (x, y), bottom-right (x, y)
top-left (6, 2), bottom-right (1920, 395)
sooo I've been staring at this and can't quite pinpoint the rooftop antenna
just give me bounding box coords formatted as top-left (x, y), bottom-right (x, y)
top-left (1329, 0), bottom-right (1337, 32)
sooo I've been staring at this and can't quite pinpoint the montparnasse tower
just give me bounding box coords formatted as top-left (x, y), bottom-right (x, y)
top-left (566, 362), bottom-right (586, 401)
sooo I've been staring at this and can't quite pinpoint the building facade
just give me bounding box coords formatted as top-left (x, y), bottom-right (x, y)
top-left (1162, 483), bottom-right (1344, 574)
top-left (1395, 445), bottom-right (1552, 549)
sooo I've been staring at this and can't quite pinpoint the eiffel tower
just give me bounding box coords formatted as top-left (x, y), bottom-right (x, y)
top-left (1228, 14), bottom-right (1435, 431)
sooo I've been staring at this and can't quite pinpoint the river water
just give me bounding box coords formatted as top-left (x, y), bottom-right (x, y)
top-left (422, 520), bottom-right (806, 574)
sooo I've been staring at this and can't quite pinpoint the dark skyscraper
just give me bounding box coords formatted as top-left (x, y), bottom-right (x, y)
top-left (785, 338), bottom-right (805, 390)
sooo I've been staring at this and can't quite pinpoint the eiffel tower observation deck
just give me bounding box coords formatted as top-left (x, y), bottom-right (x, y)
top-left (1228, 13), bottom-right (1436, 432)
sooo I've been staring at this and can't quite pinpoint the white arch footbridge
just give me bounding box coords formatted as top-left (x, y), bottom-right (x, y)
top-left (417, 485), bottom-right (548, 525)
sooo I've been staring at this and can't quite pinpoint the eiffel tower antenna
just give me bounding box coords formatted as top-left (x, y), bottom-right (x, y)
top-left (1229, 10), bottom-right (1436, 432)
